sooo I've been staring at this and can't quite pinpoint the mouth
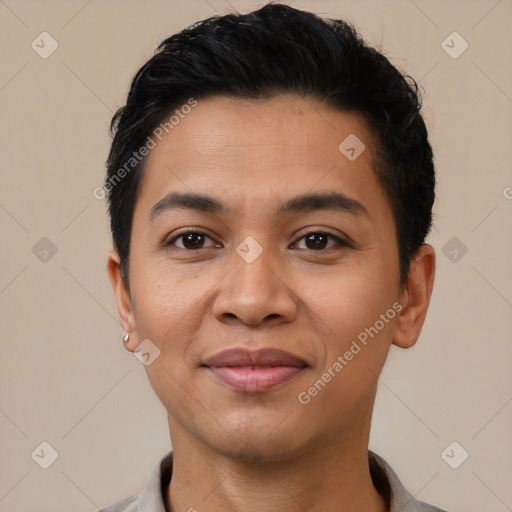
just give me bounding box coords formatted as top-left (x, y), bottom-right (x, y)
top-left (202, 348), bottom-right (308, 393)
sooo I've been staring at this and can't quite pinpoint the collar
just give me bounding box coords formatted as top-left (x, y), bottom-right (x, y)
top-left (130, 450), bottom-right (444, 512)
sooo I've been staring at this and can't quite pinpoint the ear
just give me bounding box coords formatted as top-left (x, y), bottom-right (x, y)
top-left (107, 250), bottom-right (139, 352)
top-left (392, 244), bottom-right (436, 349)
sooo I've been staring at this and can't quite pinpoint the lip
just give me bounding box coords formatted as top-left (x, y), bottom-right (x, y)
top-left (202, 348), bottom-right (308, 393)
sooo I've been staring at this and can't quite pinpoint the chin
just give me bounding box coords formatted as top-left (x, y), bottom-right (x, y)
top-left (217, 438), bottom-right (303, 464)
top-left (206, 417), bottom-right (311, 463)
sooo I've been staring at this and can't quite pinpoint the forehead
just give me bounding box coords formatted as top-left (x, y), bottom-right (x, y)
top-left (135, 94), bottom-right (390, 222)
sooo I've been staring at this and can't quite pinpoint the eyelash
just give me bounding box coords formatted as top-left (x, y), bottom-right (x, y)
top-left (165, 228), bottom-right (353, 252)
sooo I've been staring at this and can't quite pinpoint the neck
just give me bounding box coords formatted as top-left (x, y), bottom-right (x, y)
top-left (165, 394), bottom-right (387, 512)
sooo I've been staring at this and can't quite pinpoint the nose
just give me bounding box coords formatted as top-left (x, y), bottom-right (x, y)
top-left (211, 240), bottom-right (298, 327)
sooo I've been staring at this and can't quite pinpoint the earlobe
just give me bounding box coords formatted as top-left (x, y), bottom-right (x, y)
top-left (392, 244), bottom-right (436, 349)
top-left (107, 250), bottom-right (139, 351)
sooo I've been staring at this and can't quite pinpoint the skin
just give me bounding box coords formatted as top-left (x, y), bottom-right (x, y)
top-left (108, 94), bottom-right (435, 512)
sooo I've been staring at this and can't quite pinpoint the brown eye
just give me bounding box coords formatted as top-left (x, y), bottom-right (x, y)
top-left (294, 232), bottom-right (348, 251)
top-left (167, 231), bottom-right (218, 250)
top-left (304, 233), bottom-right (328, 250)
top-left (180, 232), bottom-right (206, 249)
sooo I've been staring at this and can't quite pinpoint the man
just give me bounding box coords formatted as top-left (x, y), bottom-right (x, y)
top-left (100, 3), bottom-right (445, 511)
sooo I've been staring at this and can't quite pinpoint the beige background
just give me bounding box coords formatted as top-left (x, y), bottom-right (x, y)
top-left (1, 0), bottom-right (511, 511)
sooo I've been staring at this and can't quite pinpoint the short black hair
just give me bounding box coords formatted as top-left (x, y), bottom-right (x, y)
top-left (105, 2), bottom-right (435, 285)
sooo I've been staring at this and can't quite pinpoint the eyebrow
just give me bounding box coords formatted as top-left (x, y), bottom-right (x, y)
top-left (148, 190), bottom-right (368, 221)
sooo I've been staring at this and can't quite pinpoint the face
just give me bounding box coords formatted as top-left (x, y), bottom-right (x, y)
top-left (109, 94), bottom-right (433, 460)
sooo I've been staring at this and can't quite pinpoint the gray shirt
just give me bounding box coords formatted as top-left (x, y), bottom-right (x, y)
top-left (97, 450), bottom-right (447, 512)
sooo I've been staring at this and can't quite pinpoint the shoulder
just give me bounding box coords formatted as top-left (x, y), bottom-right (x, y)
top-left (405, 500), bottom-right (446, 512)
top-left (411, 502), bottom-right (449, 512)
top-left (94, 450), bottom-right (173, 512)
top-left (95, 494), bottom-right (138, 512)
top-left (368, 451), bottom-right (450, 512)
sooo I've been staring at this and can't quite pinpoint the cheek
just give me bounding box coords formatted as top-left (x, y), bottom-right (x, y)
top-left (312, 263), bottom-right (397, 341)
top-left (129, 269), bottom-right (204, 412)
top-left (302, 266), bottom-right (398, 397)
top-left (296, 282), bottom-right (396, 428)
top-left (129, 261), bottom-right (207, 342)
